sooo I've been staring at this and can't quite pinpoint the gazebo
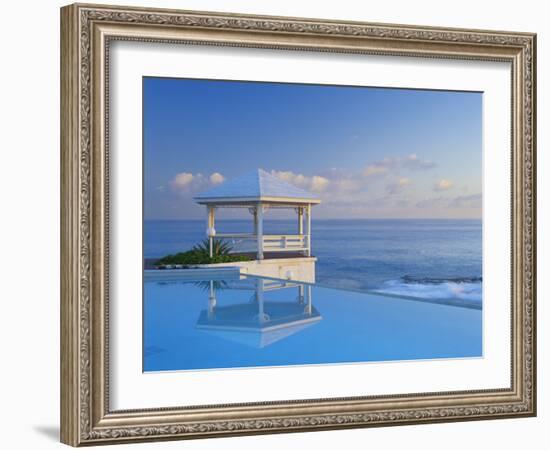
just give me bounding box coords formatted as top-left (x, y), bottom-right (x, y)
top-left (194, 169), bottom-right (321, 260)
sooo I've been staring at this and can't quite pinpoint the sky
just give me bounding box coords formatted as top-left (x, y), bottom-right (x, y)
top-left (143, 77), bottom-right (482, 220)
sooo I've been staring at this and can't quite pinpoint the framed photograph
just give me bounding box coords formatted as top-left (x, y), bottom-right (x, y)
top-left (60, 3), bottom-right (537, 446)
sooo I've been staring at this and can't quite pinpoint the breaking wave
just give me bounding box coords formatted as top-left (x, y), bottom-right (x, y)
top-left (374, 276), bottom-right (482, 306)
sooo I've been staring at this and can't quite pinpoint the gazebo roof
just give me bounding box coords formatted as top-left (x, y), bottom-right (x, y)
top-left (196, 303), bottom-right (322, 348)
top-left (194, 169), bottom-right (321, 205)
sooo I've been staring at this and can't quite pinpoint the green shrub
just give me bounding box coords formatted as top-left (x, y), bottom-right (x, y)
top-left (155, 239), bottom-right (251, 267)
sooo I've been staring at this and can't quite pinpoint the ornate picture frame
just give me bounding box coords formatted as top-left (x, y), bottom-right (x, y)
top-left (60, 3), bottom-right (536, 446)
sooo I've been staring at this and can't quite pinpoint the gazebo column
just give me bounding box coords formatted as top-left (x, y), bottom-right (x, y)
top-left (305, 204), bottom-right (311, 257)
top-left (252, 207), bottom-right (258, 235)
top-left (305, 285), bottom-right (312, 315)
top-left (297, 207), bottom-right (304, 255)
top-left (207, 205), bottom-right (216, 257)
top-left (207, 280), bottom-right (217, 319)
top-left (298, 284), bottom-right (305, 304)
top-left (256, 278), bottom-right (266, 323)
top-left (256, 203), bottom-right (264, 260)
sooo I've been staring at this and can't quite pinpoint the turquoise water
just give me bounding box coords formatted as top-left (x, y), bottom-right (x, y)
top-left (144, 274), bottom-right (482, 372)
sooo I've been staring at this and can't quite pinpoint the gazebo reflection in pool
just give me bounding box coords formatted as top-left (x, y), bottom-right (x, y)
top-left (196, 277), bottom-right (321, 348)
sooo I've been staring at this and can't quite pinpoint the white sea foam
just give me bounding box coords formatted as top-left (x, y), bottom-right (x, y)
top-left (374, 278), bottom-right (482, 305)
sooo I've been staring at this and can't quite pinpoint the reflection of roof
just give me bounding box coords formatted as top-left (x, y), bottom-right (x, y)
top-left (196, 302), bottom-right (322, 348)
top-left (194, 169), bottom-right (320, 205)
top-left (223, 279), bottom-right (299, 291)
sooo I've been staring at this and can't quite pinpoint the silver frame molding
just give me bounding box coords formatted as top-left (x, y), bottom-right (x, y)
top-left (60, 3), bottom-right (536, 446)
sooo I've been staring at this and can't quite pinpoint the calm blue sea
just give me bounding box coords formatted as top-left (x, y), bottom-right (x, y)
top-left (144, 219), bottom-right (482, 305)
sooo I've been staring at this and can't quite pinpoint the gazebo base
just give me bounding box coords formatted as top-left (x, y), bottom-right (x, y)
top-left (192, 256), bottom-right (316, 283)
top-left (231, 251), bottom-right (310, 260)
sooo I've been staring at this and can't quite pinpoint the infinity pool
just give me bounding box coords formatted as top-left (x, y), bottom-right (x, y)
top-left (143, 273), bottom-right (482, 372)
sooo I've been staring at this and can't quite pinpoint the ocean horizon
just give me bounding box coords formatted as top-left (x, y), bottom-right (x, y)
top-left (144, 218), bottom-right (482, 307)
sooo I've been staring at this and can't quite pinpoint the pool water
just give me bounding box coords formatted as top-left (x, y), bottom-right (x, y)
top-left (143, 273), bottom-right (482, 372)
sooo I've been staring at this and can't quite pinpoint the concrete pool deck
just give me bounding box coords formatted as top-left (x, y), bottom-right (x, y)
top-left (145, 256), bottom-right (317, 283)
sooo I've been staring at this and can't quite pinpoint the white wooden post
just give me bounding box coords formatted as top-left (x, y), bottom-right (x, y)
top-left (305, 204), bottom-right (311, 256)
top-left (207, 206), bottom-right (215, 257)
top-left (305, 285), bottom-right (312, 315)
top-left (298, 207), bottom-right (303, 235)
top-left (252, 208), bottom-right (258, 235)
top-left (298, 284), bottom-right (305, 304)
top-left (257, 278), bottom-right (266, 323)
top-left (249, 206), bottom-right (259, 255)
top-left (257, 203), bottom-right (264, 260)
top-left (208, 280), bottom-right (216, 319)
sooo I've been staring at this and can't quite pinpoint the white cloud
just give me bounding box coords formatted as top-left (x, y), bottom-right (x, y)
top-left (450, 194), bottom-right (482, 208)
top-left (362, 164), bottom-right (389, 177)
top-left (403, 153), bottom-right (436, 170)
top-left (209, 172), bottom-right (225, 185)
top-left (271, 170), bottom-right (298, 184)
top-left (170, 171), bottom-right (225, 193)
top-left (171, 172), bottom-right (195, 189)
top-left (361, 157), bottom-right (398, 177)
top-left (270, 170), bottom-right (330, 193)
top-left (416, 193), bottom-right (481, 209)
top-left (332, 178), bottom-right (363, 193)
top-left (434, 178), bottom-right (454, 191)
top-left (273, 154), bottom-right (432, 199)
top-left (165, 152), bottom-right (438, 211)
top-left (310, 175), bottom-right (330, 192)
top-left (318, 168), bottom-right (365, 193)
top-left (386, 177), bottom-right (411, 194)
top-left (361, 154), bottom-right (435, 179)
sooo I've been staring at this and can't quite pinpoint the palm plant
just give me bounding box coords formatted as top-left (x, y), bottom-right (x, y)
top-left (193, 280), bottom-right (230, 292)
top-left (192, 238), bottom-right (233, 257)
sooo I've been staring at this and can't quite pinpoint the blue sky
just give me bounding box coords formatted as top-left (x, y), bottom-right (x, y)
top-left (144, 77), bottom-right (482, 220)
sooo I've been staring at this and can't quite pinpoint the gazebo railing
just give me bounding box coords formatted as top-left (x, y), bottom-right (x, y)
top-left (216, 233), bottom-right (308, 254)
top-left (263, 235), bottom-right (307, 252)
